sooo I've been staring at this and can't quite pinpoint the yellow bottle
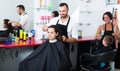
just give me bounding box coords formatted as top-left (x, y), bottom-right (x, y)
top-left (20, 30), bottom-right (23, 40)
top-left (23, 31), bottom-right (27, 41)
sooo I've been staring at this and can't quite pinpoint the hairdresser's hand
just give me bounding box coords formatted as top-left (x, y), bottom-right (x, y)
top-left (43, 26), bottom-right (48, 32)
top-left (112, 33), bottom-right (120, 40)
top-left (62, 35), bottom-right (67, 42)
top-left (112, 33), bottom-right (118, 38)
top-left (8, 20), bottom-right (16, 24)
top-left (8, 20), bottom-right (12, 24)
top-left (112, 33), bottom-right (116, 36)
top-left (95, 34), bottom-right (101, 40)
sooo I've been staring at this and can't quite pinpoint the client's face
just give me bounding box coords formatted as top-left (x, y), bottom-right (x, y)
top-left (17, 7), bottom-right (23, 15)
top-left (48, 28), bottom-right (58, 40)
top-left (102, 39), bottom-right (107, 47)
top-left (59, 6), bottom-right (68, 18)
top-left (3, 22), bottom-right (7, 28)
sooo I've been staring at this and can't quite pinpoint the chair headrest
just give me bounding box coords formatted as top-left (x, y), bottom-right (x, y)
top-left (80, 49), bottom-right (116, 63)
top-left (94, 49), bottom-right (116, 62)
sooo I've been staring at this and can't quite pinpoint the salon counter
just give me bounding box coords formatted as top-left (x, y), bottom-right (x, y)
top-left (0, 37), bottom-right (95, 48)
top-left (0, 39), bottom-right (44, 48)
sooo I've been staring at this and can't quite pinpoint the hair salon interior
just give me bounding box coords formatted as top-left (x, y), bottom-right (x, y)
top-left (0, 0), bottom-right (120, 71)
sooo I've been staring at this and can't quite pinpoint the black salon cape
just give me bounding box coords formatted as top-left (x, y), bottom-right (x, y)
top-left (19, 40), bottom-right (72, 71)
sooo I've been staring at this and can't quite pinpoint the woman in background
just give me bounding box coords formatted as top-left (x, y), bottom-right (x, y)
top-left (19, 25), bottom-right (72, 71)
top-left (95, 12), bottom-right (119, 49)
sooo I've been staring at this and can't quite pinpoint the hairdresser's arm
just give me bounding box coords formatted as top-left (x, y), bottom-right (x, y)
top-left (9, 20), bottom-right (21, 27)
top-left (62, 35), bottom-right (77, 43)
top-left (43, 26), bottom-right (49, 31)
top-left (94, 25), bottom-right (103, 40)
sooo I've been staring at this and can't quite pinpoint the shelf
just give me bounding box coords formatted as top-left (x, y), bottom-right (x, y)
top-left (106, 0), bottom-right (117, 5)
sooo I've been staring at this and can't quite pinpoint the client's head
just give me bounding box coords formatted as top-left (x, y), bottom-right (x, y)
top-left (102, 35), bottom-right (114, 47)
top-left (48, 25), bottom-right (62, 41)
top-left (51, 11), bottom-right (59, 18)
top-left (3, 19), bottom-right (14, 33)
top-left (3, 19), bottom-right (12, 29)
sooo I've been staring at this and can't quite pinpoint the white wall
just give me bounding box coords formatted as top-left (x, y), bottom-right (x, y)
top-left (0, 0), bottom-right (19, 29)
top-left (52, 0), bottom-right (61, 11)
top-left (76, 0), bottom-right (106, 36)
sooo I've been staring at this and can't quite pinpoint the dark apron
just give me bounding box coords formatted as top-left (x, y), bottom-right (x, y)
top-left (56, 17), bottom-right (70, 54)
top-left (100, 23), bottom-right (116, 49)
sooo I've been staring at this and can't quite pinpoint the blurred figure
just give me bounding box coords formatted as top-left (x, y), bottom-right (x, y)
top-left (43, 11), bottom-right (59, 31)
top-left (3, 19), bottom-right (15, 33)
top-left (51, 11), bottom-right (59, 18)
top-left (9, 5), bottom-right (30, 31)
top-left (0, 19), bottom-right (15, 37)
top-left (97, 35), bottom-right (114, 53)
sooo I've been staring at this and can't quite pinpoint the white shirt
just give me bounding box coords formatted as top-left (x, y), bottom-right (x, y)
top-left (20, 13), bottom-right (30, 31)
top-left (47, 16), bottom-right (78, 40)
top-left (49, 39), bottom-right (57, 43)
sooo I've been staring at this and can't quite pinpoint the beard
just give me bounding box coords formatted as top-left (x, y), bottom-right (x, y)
top-left (17, 12), bottom-right (22, 15)
top-left (60, 14), bottom-right (68, 18)
top-left (19, 13), bottom-right (22, 15)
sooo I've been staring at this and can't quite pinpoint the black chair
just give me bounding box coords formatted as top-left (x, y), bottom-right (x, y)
top-left (80, 49), bottom-right (116, 71)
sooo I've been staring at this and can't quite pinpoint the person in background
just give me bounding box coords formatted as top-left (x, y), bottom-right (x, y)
top-left (43, 3), bottom-right (78, 54)
top-left (94, 11), bottom-right (119, 49)
top-left (47, 11), bottom-right (59, 28)
top-left (3, 19), bottom-right (15, 33)
top-left (19, 25), bottom-right (72, 71)
top-left (94, 35), bottom-right (114, 53)
top-left (9, 5), bottom-right (30, 31)
top-left (82, 35), bottom-right (114, 69)
top-left (0, 19), bottom-right (15, 37)
top-left (51, 11), bottom-right (59, 18)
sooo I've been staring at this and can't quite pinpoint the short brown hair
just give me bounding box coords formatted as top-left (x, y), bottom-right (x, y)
top-left (59, 3), bottom-right (69, 10)
top-left (17, 5), bottom-right (25, 11)
top-left (103, 35), bottom-right (114, 46)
